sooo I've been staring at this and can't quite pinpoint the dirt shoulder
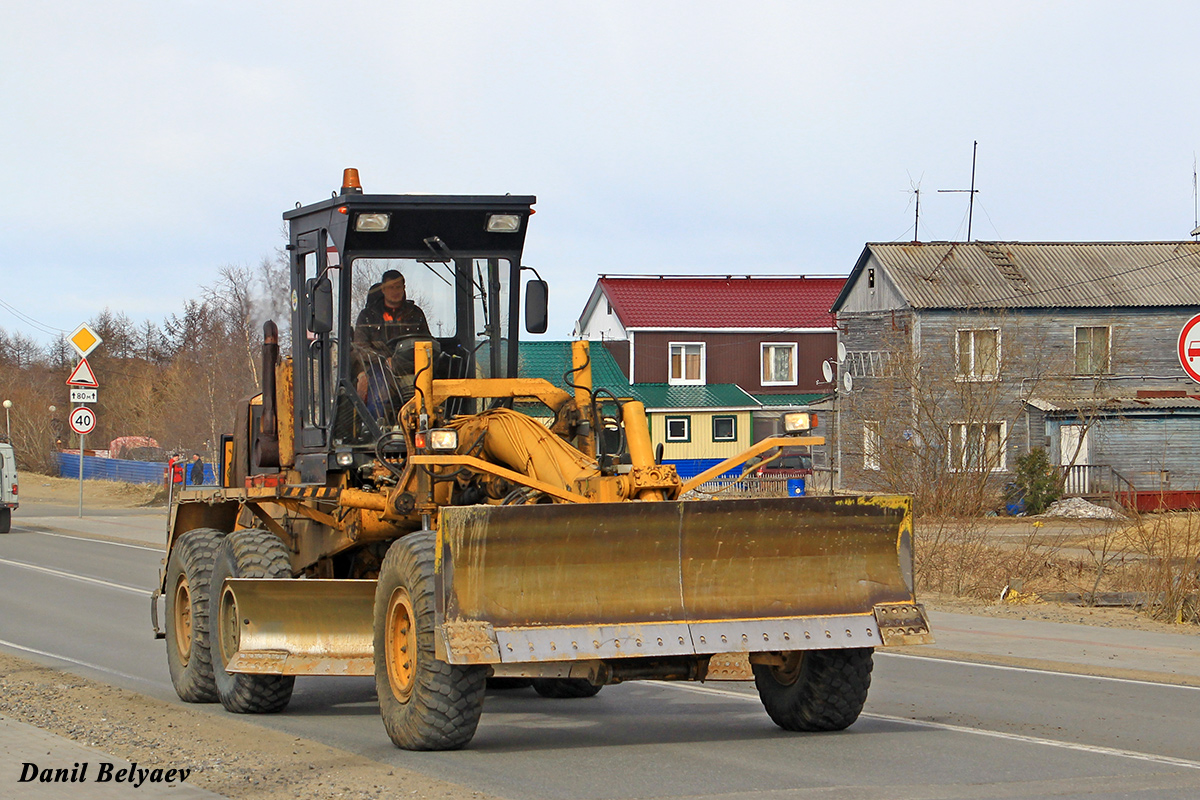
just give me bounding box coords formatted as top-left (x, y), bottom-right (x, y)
top-left (0, 653), bottom-right (498, 800)
top-left (18, 473), bottom-right (165, 509)
top-left (922, 591), bottom-right (1199, 635)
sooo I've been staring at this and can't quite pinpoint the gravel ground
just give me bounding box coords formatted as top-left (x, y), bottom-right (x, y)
top-left (0, 654), bottom-right (498, 800)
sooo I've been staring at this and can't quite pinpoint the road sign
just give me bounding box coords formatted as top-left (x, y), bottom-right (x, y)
top-left (69, 406), bottom-right (96, 435)
top-left (68, 323), bottom-right (103, 358)
top-left (67, 358), bottom-right (99, 388)
top-left (1179, 313), bottom-right (1200, 384)
top-left (70, 388), bottom-right (97, 403)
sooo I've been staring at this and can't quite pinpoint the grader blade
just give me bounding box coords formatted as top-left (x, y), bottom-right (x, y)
top-left (436, 495), bottom-right (931, 665)
top-left (219, 579), bottom-right (375, 676)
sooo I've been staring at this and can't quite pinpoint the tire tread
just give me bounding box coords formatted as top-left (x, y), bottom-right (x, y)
top-left (211, 529), bottom-right (295, 714)
top-left (753, 648), bottom-right (873, 732)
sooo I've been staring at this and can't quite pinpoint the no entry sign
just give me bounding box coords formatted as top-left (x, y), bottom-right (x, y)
top-left (1179, 313), bottom-right (1200, 384)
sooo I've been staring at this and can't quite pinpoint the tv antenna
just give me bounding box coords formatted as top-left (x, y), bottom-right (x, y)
top-left (938, 140), bottom-right (979, 241)
top-left (909, 174), bottom-right (923, 242)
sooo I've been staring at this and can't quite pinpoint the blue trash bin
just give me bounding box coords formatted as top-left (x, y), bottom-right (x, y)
top-left (786, 478), bottom-right (806, 497)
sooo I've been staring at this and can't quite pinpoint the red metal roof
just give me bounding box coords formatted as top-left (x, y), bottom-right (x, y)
top-left (598, 276), bottom-right (845, 329)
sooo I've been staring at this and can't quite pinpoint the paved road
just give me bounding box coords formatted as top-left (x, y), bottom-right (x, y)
top-left (2, 503), bottom-right (1199, 799)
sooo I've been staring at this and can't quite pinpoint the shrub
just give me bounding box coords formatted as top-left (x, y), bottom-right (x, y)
top-left (1014, 448), bottom-right (1061, 515)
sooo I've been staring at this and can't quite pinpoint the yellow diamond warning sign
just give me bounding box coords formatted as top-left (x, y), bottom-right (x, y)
top-left (68, 323), bottom-right (102, 358)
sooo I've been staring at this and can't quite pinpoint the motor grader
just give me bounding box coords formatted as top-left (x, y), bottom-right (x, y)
top-left (153, 169), bottom-right (932, 751)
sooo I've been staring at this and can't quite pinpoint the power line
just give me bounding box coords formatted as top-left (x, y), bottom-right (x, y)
top-left (0, 297), bottom-right (66, 337)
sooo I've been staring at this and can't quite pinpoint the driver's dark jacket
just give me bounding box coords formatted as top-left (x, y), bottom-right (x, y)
top-left (352, 297), bottom-right (431, 375)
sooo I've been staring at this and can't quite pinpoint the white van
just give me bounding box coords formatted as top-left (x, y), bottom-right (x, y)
top-left (0, 442), bottom-right (16, 533)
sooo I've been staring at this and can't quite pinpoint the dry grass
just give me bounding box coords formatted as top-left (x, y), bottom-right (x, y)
top-left (915, 512), bottom-right (1200, 625)
top-left (17, 472), bottom-right (167, 508)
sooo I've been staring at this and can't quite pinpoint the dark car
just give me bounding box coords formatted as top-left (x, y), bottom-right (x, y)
top-left (753, 449), bottom-right (813, 477)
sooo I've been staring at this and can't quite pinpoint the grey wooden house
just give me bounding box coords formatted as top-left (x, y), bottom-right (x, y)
top-left (830, 241), bottom-right (1200, 510)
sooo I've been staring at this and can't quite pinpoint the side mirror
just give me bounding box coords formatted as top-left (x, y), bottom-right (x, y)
top-left (524, 279), bottom-right (548, 334)
top-left (308, 276), bottom-right (333, 334)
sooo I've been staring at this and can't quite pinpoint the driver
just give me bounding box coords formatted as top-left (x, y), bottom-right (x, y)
top-left (353, 270), bottom-right (431, 411)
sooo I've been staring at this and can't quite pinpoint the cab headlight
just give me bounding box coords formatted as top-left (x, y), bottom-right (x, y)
top-left (486, 214), bottom-right (521, 233)
top-left (428, 429), bottom-right (459, 452)
top-left (783, 412), bottom-right (816, 433)
top-left (355, 213), bottom-right (391, 232)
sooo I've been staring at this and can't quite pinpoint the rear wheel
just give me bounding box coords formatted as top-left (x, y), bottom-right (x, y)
top-left (753, 648), bottom-right (873, 732)
top-left (532, 678), bottom-right (602, 699)
top-left (374, 531), bottom-right (487, 750)
top-left (165, 528), bottom-right (225, 702)
top-left (211, 529), bottom-right (295, 713)
top-left (0, 508), bottom-right (10, 533)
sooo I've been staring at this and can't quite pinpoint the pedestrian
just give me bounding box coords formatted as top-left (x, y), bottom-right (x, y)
top-left (190, 454), bottom-right (205, 486)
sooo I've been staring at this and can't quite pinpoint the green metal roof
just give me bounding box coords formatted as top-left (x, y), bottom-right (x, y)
top-left (517, 343), bottom-right (827, 411)
top-left (630, 383), bottom-right (759, 411)
top-left (518, 341), bottom-right (633, 396)
top-left (752, 393), bottom-right (829, 407)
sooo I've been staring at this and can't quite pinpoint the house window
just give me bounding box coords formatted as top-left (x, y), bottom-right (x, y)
top-left (956, 328), bottom-right (999, 380)
top-left (864, 421), bottom-right (881, 471)
top-left (1075, 326), bottom-right (1110, 375)
top-left (761, 343), bottom-right (798, 386)
top-left (669, 342), bottom-right (705, 385)
top-left (665, 416), bottom-right (691, 442)
top-left (712, 415), bottom-right (737, 442)
top-left (949, 422), bottom-right (1006, 472)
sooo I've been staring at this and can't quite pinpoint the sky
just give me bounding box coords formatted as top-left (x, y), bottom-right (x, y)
top-left (3, 2), bottom-right (1199, 345)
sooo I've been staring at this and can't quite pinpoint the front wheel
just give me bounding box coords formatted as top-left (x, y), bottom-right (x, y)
top-left (753, 648), bottom-right (873, 732)
top-left (374, 532), bottom-right (487, 750)
top-left (210, 529), bottom-right (295, 713)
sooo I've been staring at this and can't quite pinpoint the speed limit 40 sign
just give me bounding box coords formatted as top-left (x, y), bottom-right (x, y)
top-left (69, 406), bottom-right (96, 435)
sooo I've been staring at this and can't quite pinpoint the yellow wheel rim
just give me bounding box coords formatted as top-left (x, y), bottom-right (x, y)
top-left (172, 574), bottom-right (192, 666)
top-left (385, 588), bottom-right (417, 702)
top-left (772, 652), bottom-right (804, 686)
top-left (218, 587), bottom-right (240, 668)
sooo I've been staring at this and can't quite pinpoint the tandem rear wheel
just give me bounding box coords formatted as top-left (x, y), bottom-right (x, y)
top-left (753, 648), bottom-right (873, 732)
top-left (210, 529), bottom-right (295, 713)
top-left (374, 531), bottom-right (487, 751)
top-left (165, 528), bottom-right (226, 703)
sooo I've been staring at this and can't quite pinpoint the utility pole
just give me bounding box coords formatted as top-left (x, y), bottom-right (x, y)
top-left (938, 140), bottom-right (979, 241)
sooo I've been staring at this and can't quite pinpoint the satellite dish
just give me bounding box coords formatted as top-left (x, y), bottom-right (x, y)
top-left (842, 372), bottom-right (853, 393)
top-left (837, 342), bottom-right (847, 363)
top-left (822, 361), bottom-right (834, 383)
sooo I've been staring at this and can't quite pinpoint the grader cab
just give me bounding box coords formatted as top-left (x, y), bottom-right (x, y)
top-left (154, 169), bottom-right (932, 751)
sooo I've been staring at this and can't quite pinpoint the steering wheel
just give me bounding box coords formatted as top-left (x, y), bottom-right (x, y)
top-left (386, 335), bottom-right (441, 375)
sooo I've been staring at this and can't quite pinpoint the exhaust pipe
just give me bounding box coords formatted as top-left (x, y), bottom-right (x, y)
top-left (254, 321), bottom-right (280, 468)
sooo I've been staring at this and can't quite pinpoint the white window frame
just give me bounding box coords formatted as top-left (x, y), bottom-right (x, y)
top-left (760, 342), bottom-right (798, 386)
top-left (668, 341), bottom-right (706, 385)
top-left (665, 415), bottom-right (691, 442)
top-left (863, 420), bottom-right (881, 471)
top-left (955, 328), bottom-right (1000, 381)
top-left (1074, 325), bottom-right (1111, 375)
top-left (948, 421), bottom-right (1007, 472)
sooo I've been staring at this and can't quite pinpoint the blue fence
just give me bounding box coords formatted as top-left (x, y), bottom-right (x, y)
top-left (54, 453), bottom-right (215, 486)
top-left (664, 458), bottom-right (741, 481)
